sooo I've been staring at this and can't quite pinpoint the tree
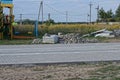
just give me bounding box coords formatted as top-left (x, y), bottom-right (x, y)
top-left (99, 8), bottom-right (114, 22)
top-left (0, 6), bottom-right (3, 32)
top-left (106, 9), bottom-right (115, 22)
top-left (99, 8), bottom-right (107, 22)
top-left (116, 4), bottom-right (120, 18)
top-left (106, 9), bottom-right (113, 18)
top-left (115, 4), bottom-right (120, 21)
top-left (45, 19), bottom-right (55, 26)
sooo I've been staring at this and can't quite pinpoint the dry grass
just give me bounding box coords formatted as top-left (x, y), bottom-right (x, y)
top-left (0, 62), bottom-right (120, 80)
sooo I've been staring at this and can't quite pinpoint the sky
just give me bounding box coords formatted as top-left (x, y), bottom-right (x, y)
top-left (11, 0), bottom-right (120, 22)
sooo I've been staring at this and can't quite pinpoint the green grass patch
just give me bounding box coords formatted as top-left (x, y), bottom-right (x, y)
top-left (0, 40), bottom-right (33, 45)
top-left (65, 78), bottom-right (82, 80)
top-left (88, 65), bottom-right (120, 80)
top-left (97, 65), bottom-right (120, 73)
top-left (43, 75), bottom-right (53, 79)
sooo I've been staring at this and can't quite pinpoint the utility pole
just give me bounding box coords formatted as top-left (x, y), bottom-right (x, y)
top-left (38, 1), bottom-right (43, 23)
top-left (41, 1), bottom-right (44, 24)
top-left (66, 11), bottom-right (68, 24)
top-left (38, 1), bottom-right (41, 21)
top-left (47, 13), bottom-right (51, 25)
top-left (89, 2), bottom-right (92, 24)
top-left (20, 14), bottom-right (22, 26)
top-left (96, 5), bottom-right (99, 23)
top-left (35, 0), bottom-right (43, 38)
top-left (36, 0), bottom-right (43, 38)
top-left (87, 14), bottom-right (90, 24)
top-left (48, 13), bottom-right (51, 21)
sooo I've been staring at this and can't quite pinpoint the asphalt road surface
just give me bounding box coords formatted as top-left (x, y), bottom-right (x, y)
top-left (0, 43), bottom-right (120, 64)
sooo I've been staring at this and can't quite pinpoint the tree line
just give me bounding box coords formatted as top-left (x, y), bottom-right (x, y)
top-left (98, 4), bottom-right (120, 22)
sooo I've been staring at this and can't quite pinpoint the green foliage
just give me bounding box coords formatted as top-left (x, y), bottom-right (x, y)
top-left (99, 4), bottom-right (120, 22)
top-left (43, 75), bottom-right (53, 79)
top-left (21, 19), bottom-right (35, 25)
top-left (99, 8), bottom-right (113, 22)
top-left (99, 8), bottom-right (107, 21)
top-left (65, 78), bottom-right (82, 80)
top-left (115, 4), bottom-right (120, 18)
top-left (107, 9), bottom-right (113, 18)
top-left (97, 65), bottom-right (120, 73)
top-left (0, 6), bottom-right (3, 30)
top-left (0, 40), bottom-right (32, 45)
top-left (45, 19), bottom-right (55, 26)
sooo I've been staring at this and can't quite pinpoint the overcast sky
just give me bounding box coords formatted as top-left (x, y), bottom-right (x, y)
top-left (13, 0), bottom-right (120, 22)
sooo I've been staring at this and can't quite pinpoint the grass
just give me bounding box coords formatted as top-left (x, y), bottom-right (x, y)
top-left (97, 65), bottom-right (120, 73)
top-left (0, 40), bottom-right (33, 45)
top-left (65, 78), bottom-right (82, 80)
top-left (87, 64), bottom-right (120, 80)
top-left (43, 75), bottom-right (53, 79)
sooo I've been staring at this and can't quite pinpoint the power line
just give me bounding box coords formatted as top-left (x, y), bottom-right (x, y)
top-left (14, 1), bottom-right (110, 22)
top-left (44, 3), bottom-right (66, 15)
top-left (44, 3), bottom-right (87, 17)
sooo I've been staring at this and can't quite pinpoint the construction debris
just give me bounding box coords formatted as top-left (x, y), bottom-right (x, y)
top-left (80, 29), bottom-right (115, 38)
top-left (95, 30), bottom-right (115, 38)
top-left (32, 39), bottom-right (42, 44)
top-left (33, 29), bottom-right (119, 44)
top-left (59, 33), bottom-right (99, 44)
top-left (42, 33), bottom-right (59, 44)
top-left (113, 29), bottom-right (120, 37)
top-left (58, 29), bottom-right (116, 44)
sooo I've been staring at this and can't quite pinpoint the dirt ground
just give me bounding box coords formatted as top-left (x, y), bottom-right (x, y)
top-left (0, 62), bottom-right (120, 80)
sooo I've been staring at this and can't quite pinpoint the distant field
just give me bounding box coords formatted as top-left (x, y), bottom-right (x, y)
top-left (15, 24), bottom-right (120, 36)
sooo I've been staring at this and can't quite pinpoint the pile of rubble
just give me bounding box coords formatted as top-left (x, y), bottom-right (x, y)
top-left (59, 33), bottom-right (99, 44)
top-left (32, 29), bottom-right (120, 44)
top-left (32, 39), bottom-right (42, 44)
top-left (113, 29), bottom-right (120, 37)
top-left (31, 33), bottom-right (99, 44)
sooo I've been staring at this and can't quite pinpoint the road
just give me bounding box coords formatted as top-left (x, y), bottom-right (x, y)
top-left (0, 43), bottom-right (120, 64)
